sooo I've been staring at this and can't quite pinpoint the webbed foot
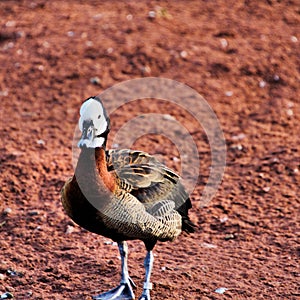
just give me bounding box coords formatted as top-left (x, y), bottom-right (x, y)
top-left (138, 291), bottom-right (150, 300)
top-left (93, 278), bottom-right (136, 300)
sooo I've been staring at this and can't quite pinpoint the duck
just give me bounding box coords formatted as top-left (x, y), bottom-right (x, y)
top-left (61, 96), bottom-right (196, 300)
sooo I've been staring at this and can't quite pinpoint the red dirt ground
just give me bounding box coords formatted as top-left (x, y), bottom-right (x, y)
top-left (0, 1), bottom-right (299, 299)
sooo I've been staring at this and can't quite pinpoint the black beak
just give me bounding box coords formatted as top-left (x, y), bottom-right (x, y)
top-left (78, 120), bottom-right (95, 148)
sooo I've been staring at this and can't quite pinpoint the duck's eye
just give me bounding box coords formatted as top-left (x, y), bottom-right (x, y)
top-left (98, 114), bottom-right (101, 119)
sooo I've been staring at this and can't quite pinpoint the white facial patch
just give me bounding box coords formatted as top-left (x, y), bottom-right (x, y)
top-left (78, 136), bottom-right (105, 148)
top-left (79, 98), bottom-right (108, 135)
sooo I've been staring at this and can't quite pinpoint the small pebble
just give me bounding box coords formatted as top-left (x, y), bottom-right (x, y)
top-left (201, 242), bottom-right (217, 249)
top-left (90, 77), bottom-right (101, 85)
top-left (231, 133), bottom-right (246, 141)
top-left (172, 157), bottom-right (180, 162)
top-left (0, 90), bottom-right (9, 97)
top-left (225, 233), bottom-right (235, 240)
top-left (215, 287), bottom-right (227, 294)
top-left (5, 21), bottom-right (16, 27)
top-left (67, 31), bottom-right (74, 37)
top-left (230, 144), bottom-right (243, 151)
top-left (65, 225), bottom-right (75, 234)
top-left (17, 31), bottom-right (25, 38)
top-left (220, 216), bottom-right (228, 223)
top-left (37, 139), bottom-right (45, 145)
top-left (290, 36), bottom-right (298, 43)
top-left (148, 11), bottom-right (156, 19)
top-left (220, 38), bottom-right (228, 48)
top-left (262, 186), bottom-right (271, 192)
top-left (162, 114), bottom-right (175, 121)
top-left (161, 266), bottom-right (166, 271)
top-left (0, 273), bottom-right (6, 280)
top-left (225, 91), bottom-right (233, 97)
top-left (3, 208), bottom-right (12, 215)
top-left (4, 42), bottom-right (14, 50)
top-left (273, 74), bottom-right (280, 81)
top-left (180, 50), bottom-right (188, 58)
top-left (141, 65), bottom-right (151, 74)
top-left (286, 109), bottom-right (293, 117)
top-left (81, 32), bottom-right (87, 39)
top-left (259, 80), bottom-right (266, 88)
top-left (43, 41), bottom-right (50, 48)
top-left (126, 14), bottom-right (133, 21)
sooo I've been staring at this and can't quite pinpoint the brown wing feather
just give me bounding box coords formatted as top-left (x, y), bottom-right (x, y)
top-left (106, 149), bottom-right (181, 199)
top-left (106, 149), bottom-right (163, 171)
top-left (106, 149), bottom-right (196, 233)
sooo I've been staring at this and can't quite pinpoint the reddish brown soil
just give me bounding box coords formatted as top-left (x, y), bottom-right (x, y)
top-left (1, 1), bottom-right (299, 299)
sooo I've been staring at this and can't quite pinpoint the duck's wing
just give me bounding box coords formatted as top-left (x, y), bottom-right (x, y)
top-left (106, 149), bottom-right (182, 201)
top-left (106, 149), bottom-right (195, 233)
top-left (106, 149), bottom-right (162, 171)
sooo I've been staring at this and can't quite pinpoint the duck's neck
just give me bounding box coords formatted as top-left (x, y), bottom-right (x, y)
top-left (75, 147), bottom-right (116, 203)
top-left (94, 147), bottom-right (116, 192)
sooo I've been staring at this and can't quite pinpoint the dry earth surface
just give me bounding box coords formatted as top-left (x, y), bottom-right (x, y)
top-left (0, 1), bottom-right (299, 299)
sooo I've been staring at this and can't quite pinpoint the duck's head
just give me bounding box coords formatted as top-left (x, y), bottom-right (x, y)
top-left (77, 96), bottom-right (110, 148)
